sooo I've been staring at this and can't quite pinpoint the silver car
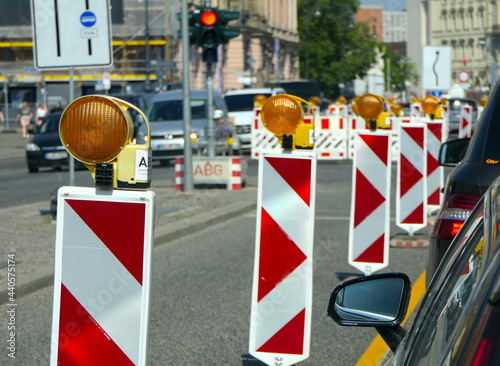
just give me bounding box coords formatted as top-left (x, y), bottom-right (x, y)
top-left (143, 89), bottom-right (234, 165)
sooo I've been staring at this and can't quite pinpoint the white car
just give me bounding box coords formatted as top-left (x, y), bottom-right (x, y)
top-left (223, 87), bottom-right (285, 152)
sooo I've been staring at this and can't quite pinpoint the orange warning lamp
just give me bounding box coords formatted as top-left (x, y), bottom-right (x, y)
top-left (479, 96), bottom-right (488, 107)
top-left (261, 94), bottom-right (313, 150)
top-left (254, 94), bottom-right (268, 108)
top-left (357, 94), bottom-right (383, 131)
top-left (60, 95), bottom-right (152, 189)
top-left (391, 103), bottom-right (402, 116)
top-left (336, 96), bottom-right (347, 105)
top-left (309, 96), bottom-right (319, 106)
top-left (421, 96), bottom-right (439, 119)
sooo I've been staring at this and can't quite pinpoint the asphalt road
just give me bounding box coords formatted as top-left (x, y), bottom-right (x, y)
top-left (0, 161), bottom-right (429, 365)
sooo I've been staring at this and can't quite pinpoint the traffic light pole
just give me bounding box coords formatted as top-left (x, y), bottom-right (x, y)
top-left (206, 62), bottom-right (215, 158)
top-left (181, 0), bottom-right (194, 191)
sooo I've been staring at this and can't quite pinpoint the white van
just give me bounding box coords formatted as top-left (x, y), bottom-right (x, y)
top-left (223, 87), bottom-right (285, 152)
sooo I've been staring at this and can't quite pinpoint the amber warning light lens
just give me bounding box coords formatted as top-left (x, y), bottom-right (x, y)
top-left (60, 96), bottom-right (133, 164)
top-left (261, 95), bottom-right (303, 136)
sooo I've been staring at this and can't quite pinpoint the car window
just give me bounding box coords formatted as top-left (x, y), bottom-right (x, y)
top-left (404, 202), bottom-right (487, 365)
top-left (148, 99), bottom-right (207, 121)
top-left (224, 94), bottom-right (272, 112)
top-left (39, 115), bottom-right (60, 134)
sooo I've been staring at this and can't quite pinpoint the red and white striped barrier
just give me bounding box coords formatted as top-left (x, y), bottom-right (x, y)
top-left (307, 115), bottom-right (348, 160)
top-left (51, 187), bottom-right (155, 366)
top-left (249, 152), bottom-right (316, 366)
top-left (327, 104), bottom-right (348, 117)
top-left (410, 103), bottom-right (424, 118)
top-left (423, 119), bottom-right (444, 213)
top-left (396, 124), bottom-right (427, 236)
top-left (459, 105), bottom-right (473, 138)
top-left (349, 132), bottom-right (391, 275)
top-left (251, 108), bottom-right (280, 159)
top-left (174, 156), bottom-right (246, 190)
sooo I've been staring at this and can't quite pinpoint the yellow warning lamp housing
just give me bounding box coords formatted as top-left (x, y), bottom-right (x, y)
top-left (260, 94), bottom-right (314, 150)
top-left (421, 96), bottom-right (439, 119)
top-left (59, 95), bottom-right (152, 190)
top-left (254, 94), bottom-right (268, 108)
top-left (479, 96), bottom-right (488, 107)
top-left (357, 94), bottom-right (383, 131)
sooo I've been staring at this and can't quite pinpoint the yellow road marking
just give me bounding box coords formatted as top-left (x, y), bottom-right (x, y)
top-left (355, 271), bottom-right (427, 366)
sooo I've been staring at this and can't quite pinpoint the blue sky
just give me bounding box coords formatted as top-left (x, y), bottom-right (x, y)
top-left (360, 0), bottom-right (406, 11)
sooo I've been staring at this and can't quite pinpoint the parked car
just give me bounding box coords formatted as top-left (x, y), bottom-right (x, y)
top-left (447, 97), bottom-right (477, 137)
top-left (427, 84), bottom-right (498, 284)
top-left (143, 89), bottom-right (234, 165)
top-left (25, 112), bottom-right (82, 173)
top-left (223, 87), bottom-right (285, 152)
top-left (328, 176), bottom-right (500, 364)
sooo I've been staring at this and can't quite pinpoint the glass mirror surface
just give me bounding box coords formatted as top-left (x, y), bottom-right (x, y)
top-left (439, 138), bottom-right (470, 166)
top-left (334, 277), bottom-right (405, 323)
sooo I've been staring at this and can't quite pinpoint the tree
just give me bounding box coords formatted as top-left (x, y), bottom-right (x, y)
top-left (297, 0), bottom-right (379, 99)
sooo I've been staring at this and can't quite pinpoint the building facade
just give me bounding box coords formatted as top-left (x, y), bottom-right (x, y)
top-left (0, 0), bottom-right (299, 118)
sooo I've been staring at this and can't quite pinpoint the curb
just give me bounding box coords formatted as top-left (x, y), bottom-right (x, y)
top-left (0, 200), bottom-right (257, 305)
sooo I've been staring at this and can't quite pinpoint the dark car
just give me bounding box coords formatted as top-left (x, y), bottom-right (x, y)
top-left (328, 177), bottom-right (500, 365)
top-left (25, 112), bottom-right (83, 173)
top-left (427, 83), bottom-right (499, 284)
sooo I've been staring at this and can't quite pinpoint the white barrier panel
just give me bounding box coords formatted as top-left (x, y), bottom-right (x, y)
top-left (349, 132), bottom-right (391, 276)
top-left (251, 108), bottom-right (280, 159)
top-left (249, 152), bottom-right (316, 366)
top-left (423, 119), bottom-right (444, 213)
top-left (327, 104), bottom-right (348, 117)
top-left (51, 187), bottom-right (155, 366)
top-left (410, 103), bottom-right (424, 118)
top-left (308, 115), bottom-right (348, 160)
top-left (396, 124), bottom-right (427, 236)
top-left (174, 157), bottom-right (247, 190)
top-left (459, 105), bottom-right (473, 138)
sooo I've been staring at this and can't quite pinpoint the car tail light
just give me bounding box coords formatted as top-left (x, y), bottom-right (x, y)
top-left (431, 193), bottom-right (481, 239)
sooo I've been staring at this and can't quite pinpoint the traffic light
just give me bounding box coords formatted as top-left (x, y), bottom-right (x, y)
top-left (200, 9), bottom-right (219, 64)
top-left (217, 10), bottom-right (241, 43)
top-left (59, 95), bottom-right (152, 189)
top-left (178, 7), bottom-right (241, 64)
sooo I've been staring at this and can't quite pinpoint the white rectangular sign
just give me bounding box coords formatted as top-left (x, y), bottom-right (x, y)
top-left (51, 187), bottom-right (155, 365)
top-left (31, 0), bottom-right (113, 69)
top-left (422, 46), bottom-right (452, 91)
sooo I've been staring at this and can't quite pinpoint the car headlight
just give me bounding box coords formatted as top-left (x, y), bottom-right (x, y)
top-left (26, 143), bottom-right (40, 152)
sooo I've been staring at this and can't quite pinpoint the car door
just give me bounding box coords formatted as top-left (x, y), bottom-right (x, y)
top-left (389, 195), bottom-right (490, 365)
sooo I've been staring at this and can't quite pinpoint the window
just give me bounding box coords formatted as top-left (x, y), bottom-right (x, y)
top-left (148, 99), bottom-right (208, 121)
top-left (404, 202), bottom-right (487, 365)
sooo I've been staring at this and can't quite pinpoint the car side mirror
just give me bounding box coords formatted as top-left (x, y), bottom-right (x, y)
top-left (328, 273), bottom-right (411, 327)
top-left (327, 273), bottom-right (411, 352)
top-left (438, 138), bottom-right (471, 167)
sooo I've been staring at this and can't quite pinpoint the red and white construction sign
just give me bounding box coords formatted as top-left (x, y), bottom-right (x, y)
top-left (249, 152), bottom-right (316, 366)
top-left (459, 105), bottom-right (473, 138)
top-left (50, 187), bottom-right (155, 366)
top-left (349, 132), bottom-right (391, 275)
top-left (424, 120), bottom-right (444, 213)
top-left (396, 124), bottom-right (427, 236)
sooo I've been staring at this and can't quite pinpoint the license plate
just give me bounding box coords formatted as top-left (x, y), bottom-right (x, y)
top-left (155, 144), bottom-right (182, 151)
top-left (45, 151), bottom-right (68, 160)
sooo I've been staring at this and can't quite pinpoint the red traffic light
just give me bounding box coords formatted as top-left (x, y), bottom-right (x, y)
top-left (201, 11), bottom-right (217, 26)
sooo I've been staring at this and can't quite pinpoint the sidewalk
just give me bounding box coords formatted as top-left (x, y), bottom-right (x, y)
top-left (0, 129), bottom-right (258, 304)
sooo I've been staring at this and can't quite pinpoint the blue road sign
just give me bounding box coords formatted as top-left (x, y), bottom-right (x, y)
top-left (80, 11), bottom-right (97, 27)
top-left (431, 90), bottom-right (444, 98)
